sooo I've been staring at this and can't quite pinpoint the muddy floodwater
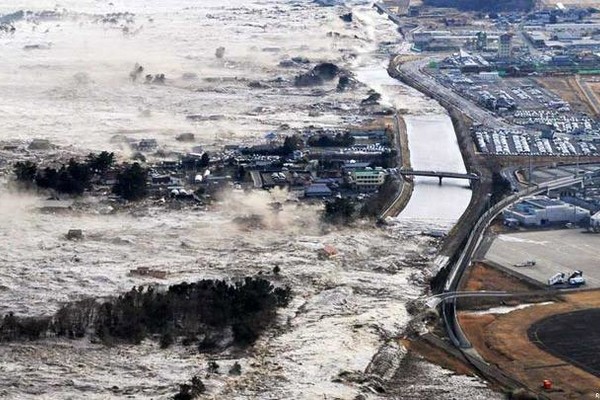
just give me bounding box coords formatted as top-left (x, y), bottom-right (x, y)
top-left (0, 1), bottom-right (495, 399)
top-left (351, 68), bottom-right (472, 230)
top-left (349, 6), bottom-right (471, 231)
top-left (399, 114), bottom-right (472, 229)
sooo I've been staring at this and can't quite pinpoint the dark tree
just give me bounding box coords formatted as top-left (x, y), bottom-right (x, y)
top-left (307, 132), bottom-right (355, 147)
top-left (0, 278), bottom-right (292, 353)
top-left (236, 165), bottom-right (246, 181)
top-left (199, 152), bottom-right (210, 169)
top-left (207, 360), bottom-right (220, 374)
top-left (87, 151), bottom-right (115, 174)
top-left (173, 376), bottom-right (205, 400)
top-left (35, 167), bottom-right (60, 190)
top-left (229, 362), bottom-right (242, 376)
top-left (323, 197), bottom-right (356, 225)
top-left (113, 163), bottom-right (148, 201)
top-left (14, 161), bottom-right (37, 183)
top-left (491, 172), bottom-right (512, 205)
top-left (173, 384), bottom-right (193, 400)
top-left (57, 159), bottom-right (92, 195)
top-left (282, 135), bottom-right (303, 155)
top-left (190, 377), bottom-right (206, 396)
top-left (160, 332), bottom-right (174, 349)
top-left (33, 159), bottom-right (92, 195)
top-left (360, 175), bottom-right (398, 218)
top-left (371, 149), bottom-right (397, 169)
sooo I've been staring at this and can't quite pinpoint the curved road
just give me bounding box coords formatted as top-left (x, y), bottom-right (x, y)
top-left (441, 173), bottom-right (584, 349)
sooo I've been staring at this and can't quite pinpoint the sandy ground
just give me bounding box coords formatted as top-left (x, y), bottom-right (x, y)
top-left (460, 290), bottom-right (600, 400)
top-left (461, 261), bottom-right (537, 292)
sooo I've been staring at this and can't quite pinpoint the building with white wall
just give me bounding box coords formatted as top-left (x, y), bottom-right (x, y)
top-left (503, 196), bottom-right (590, 226)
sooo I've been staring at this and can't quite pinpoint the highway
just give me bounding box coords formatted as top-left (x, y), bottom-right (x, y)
top-left (425, 290), bottom-right (510, 308)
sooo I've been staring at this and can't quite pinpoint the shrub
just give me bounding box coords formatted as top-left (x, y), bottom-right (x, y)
top-left (323, 197), bottom-right (356, 225)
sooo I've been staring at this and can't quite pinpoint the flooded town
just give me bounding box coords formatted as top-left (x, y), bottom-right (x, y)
top-left (1, 0), bottom-right (600, 399)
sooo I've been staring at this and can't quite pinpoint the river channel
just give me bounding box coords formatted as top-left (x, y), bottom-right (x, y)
top-left (351, 6), bottom-right (472, 231)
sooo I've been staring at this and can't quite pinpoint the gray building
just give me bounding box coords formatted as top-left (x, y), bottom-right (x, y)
top-left (503, 196), bottom-right (590, 226)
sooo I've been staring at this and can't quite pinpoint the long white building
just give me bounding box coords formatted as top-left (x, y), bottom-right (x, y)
top-left (503, 196), bottom-right (590, 226)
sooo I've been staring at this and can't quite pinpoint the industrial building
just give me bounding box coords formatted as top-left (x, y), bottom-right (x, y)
top-left (503, 196), bottom-right (590, 226)
top-left (498, 33), bottom-right (513, 60)
top-left (413, 30), bottom-right (501, 52)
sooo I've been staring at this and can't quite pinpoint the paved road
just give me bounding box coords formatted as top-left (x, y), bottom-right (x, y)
top-left (426, 290), bottom-right (511, 308)
top-left (442, 174), bottom-right (585, 349)
top-left (396, 58), bottom-right (517, 130)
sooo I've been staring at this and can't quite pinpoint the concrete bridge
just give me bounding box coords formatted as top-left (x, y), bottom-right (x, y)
top-left (399, 169), bottom-right (480, 185)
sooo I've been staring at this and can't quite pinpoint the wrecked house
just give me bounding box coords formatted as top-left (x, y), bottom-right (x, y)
top-left (136, 139), bottom-right (158, 152)
top-left (129, 267), bottom-right (167, 279)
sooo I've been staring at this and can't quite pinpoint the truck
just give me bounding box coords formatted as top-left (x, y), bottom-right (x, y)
top-left (548, 272), bottom-right (565, 286)
top-left (567, 270), bottom-right (586, 286)
top-left (547, 270), bottom-right (586, 287)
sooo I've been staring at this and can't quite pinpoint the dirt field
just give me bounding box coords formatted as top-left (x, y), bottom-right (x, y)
top-left (586, 80), bottom-right (600, 108)
top-left (461, 261), bottom-right (538, 292)
top-left (401, 337), bottom-right (475, 376)
top-left (459, 291), bottom-right (600, 399)
top-left (536, 77), bottom-right (596, 115)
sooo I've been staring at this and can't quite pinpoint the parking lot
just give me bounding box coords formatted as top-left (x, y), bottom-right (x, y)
top-left (485, 229), bottom-right (600, 288)
top-left (433, 70), bottom-right (600, 157)
top-left (473, 128), bottom-right (599, 156)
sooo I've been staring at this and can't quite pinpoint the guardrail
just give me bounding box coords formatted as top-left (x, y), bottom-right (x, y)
top-left (442, 175), bottom-right (583, 348)
top-left (438, 175), bottom-right (582, 398)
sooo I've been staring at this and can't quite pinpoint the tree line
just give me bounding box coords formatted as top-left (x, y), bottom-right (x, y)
top-left (307, 132), bottom-right (355, 148)
top-left (0, 278), bottom-right (291, 351)
top-left (14, 152), bottom-right (148, 200)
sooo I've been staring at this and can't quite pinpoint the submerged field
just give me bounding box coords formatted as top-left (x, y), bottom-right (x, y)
top-left (0, 0), bottom-right (495, 398)
top-left (0, 191), bottom-right (497, 399)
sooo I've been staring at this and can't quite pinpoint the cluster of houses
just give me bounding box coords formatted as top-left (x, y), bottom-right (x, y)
top-left (133, 126), bottom-right (395, 203)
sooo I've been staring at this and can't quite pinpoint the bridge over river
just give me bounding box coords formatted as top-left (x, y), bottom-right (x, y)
top-left (399, 168), bottom-right (480, 185)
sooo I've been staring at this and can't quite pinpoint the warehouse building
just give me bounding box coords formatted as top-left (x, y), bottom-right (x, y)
top-left (503, 196), bottom-right (590, 226)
